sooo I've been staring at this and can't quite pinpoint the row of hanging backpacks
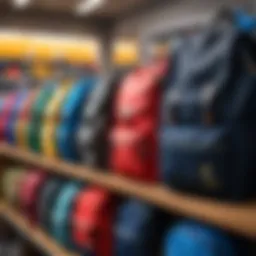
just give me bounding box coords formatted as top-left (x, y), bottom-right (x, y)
top-left (78, 11), bottom-right (256, 201)
top-left (0, 10), bottom-right (255, 202)
top-left (1, 163), bottom-right (252, 256)
top-left (1, 168), bottom-right (164, 256)
top-left (76, 60), bottom-right (170, 184)
top-left (0, 71), bottom-right (98, 162)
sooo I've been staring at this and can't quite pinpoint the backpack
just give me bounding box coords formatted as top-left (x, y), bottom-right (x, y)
top-left (110, 61), bottom-right (168, 182)
top-left (164, 220), bottom-right (238, 256)
top-left (5, 90), bottom-right (28, 144)
top-left (0, 93), bottom-right (18, 141)
top-left (1, 168), bottom-right (27, 206)
top-left (15, 89), bottom-right (39, 148)
top-left (160, 16), bottom-right (256, 200)
top-left (76, 72), bottom-right (123, 168)
top-left (114, 199), bottom-right (163, 256)
top-left (18, 171), bottom-right (47, 223)
top-left (72, 188), bottom-right (113, 256)
top-left (41, 81), bottom-right (72, 158)
top-left (56, 77), bottom-right (97, 162)
top-left (235, 9), bottom-right (256, 32)
top-left (51, 182), bottom-right (82, 250)
top-left (37, 178), bottom-right (65, 231)
top-left (28, 81), bottom-right (57, 152)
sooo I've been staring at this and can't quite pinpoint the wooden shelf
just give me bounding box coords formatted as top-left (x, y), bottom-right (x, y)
top-left (0, 201), bottom-right (78, 256)
top-left (0, 143), bottom-right (256, 240)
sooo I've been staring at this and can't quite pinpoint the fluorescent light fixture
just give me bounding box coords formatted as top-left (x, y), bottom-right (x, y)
top-left (75, 0), bottom-right (105, 15)
top-left (12, 0), bottom-right (31, 9)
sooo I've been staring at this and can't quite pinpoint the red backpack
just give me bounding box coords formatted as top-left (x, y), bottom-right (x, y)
top-left (18, 171), bottom-right (47, 223)
top-left (110, 61), bottom-right (167, 182)
top-left (72, 188), bottom-right (113, 256)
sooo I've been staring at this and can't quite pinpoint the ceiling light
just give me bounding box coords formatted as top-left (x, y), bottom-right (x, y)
top-left (75, 0), bottom-right (105, 15)
top-left (12, 0), bottom-right (31, 9)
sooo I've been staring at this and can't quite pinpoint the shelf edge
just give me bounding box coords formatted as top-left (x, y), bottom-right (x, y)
top-left (0, 143), bottom-right (255, 240)
top-left (0, 201), bottom-right (78, 256)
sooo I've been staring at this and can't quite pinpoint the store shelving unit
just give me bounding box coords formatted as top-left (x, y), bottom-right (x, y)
top-left (0, 201), bottom-right (78, 256)
top-left (0, 142), bottom-right (255, 242)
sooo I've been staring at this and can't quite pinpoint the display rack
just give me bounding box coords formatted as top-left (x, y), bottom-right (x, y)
top-left (0, 201), bottom-right (78, 256)
top-left (0, 143), bottom-right (255, 241)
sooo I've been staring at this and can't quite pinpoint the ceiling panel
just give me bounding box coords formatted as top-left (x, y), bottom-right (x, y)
top-left (95, 0), bottom-right (156, 16)
top-left (32, 0), bottom-right (78, 12)
top-left (5, 0), bottom-right (158, 18)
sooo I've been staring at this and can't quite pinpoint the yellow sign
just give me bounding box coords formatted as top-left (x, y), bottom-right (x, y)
top-left (112, 40), bottom-right (139, 66)
top-left (0, 35), bottom-right (99, 63)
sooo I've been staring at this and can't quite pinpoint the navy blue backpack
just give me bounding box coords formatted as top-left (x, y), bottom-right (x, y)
top-left (160, 13), bottom-right (256, 200)
top-left (114, 199), bottom-right (165, 256)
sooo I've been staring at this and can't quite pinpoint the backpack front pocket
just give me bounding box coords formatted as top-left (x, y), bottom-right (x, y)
top-left (160, 126), bottom-right (233, 197)
top-left (110, 127), bottom-right (152, 181)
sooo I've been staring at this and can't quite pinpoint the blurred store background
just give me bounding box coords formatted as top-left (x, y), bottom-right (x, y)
top-left (0, 0), bottom-right (255, 256)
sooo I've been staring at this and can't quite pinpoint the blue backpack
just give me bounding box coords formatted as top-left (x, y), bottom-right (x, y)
top-left (56, 77), bottom-right (97, 162)
top-left (160, 14), bottom-right (256, 200)
top-left (114, 199), bottom-right (164, 256)
top-left (5, 90), bottom-right (28, 144)
top-left (234, 9), bottom-right (256, 32)
top-left (164, 221), bottom-right (238, 256)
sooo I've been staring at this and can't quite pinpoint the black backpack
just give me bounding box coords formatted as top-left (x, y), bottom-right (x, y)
top-left (76, 71), bottom-right (125, 168)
